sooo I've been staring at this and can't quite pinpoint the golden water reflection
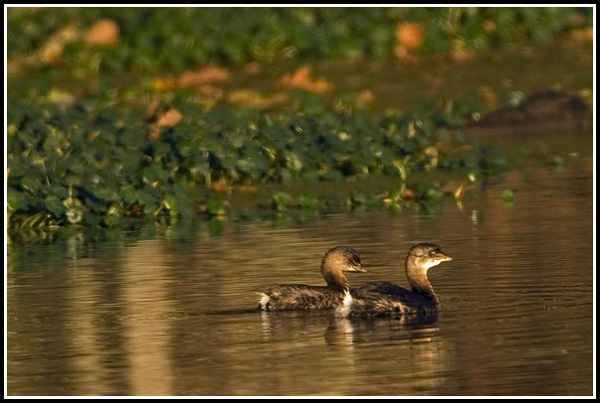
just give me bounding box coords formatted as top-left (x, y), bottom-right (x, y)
top-left (7, 159), bottom-right (593, 396)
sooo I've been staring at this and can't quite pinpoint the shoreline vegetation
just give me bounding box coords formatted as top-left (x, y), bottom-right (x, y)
top-left (6, 7), bottom-right (593, 240)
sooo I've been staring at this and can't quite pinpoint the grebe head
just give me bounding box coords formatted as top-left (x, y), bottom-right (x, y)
top-left (322, 246), bottom-right (367, 274)
top-left (407, 243), bottom-right (452, 272)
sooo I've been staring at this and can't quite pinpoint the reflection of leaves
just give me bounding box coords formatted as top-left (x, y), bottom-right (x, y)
top-left (206, 195), bottom-right (225, 215)
top-left (298, 193), bottom-right (319, 210)
top-left (547, 154), bottom-right (565, 169)
top-left (415, 182), bottom-right (442, 200)
top-left (501, 189), bottom-right (516, 207)
top-left (20, 213), bottom-right (60, 232)
top-left (207, 218), bottom-right (225, 236)
top-left (272, 191), bottom-right (292, 212)
top-left (351, 191), bottom-right (367, 206)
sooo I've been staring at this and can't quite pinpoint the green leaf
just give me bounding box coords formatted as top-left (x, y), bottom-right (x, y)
top-left (7, 189), bottom-right (28, 212)
top-left (104, 205), bottom-right (122, 226)
top-left (120, 185), bottom-right (139, 204)
top-left (285, 151), bottom-right (303, 172)
top-left (45, 196), bottom-right (65, 217)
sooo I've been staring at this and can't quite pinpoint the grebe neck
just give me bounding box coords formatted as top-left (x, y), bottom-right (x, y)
top-left (406, 258), bottom-right (436, 299)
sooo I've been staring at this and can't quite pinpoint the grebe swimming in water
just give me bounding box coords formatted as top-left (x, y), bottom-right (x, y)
top-left (337, 243), bottom-right (452, 318)
top-left (257, 246), bottom-right (367, 311)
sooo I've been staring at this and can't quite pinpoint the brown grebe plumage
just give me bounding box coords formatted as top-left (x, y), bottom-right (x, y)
top-left (337, 243), bottom-right (452, 318)
top-left (257, 246), bottom-right (366, 311)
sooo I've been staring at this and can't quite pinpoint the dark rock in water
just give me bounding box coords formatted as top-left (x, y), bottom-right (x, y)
top-left (473, 90), bottom-right (590, 128)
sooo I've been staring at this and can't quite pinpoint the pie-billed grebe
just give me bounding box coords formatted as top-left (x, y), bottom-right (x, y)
top-left (336, 243), bottom-right (452, 318)
top-left (256, 246), bottom-right (367, 311)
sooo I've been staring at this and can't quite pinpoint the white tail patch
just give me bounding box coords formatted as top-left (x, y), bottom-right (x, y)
top-left (258, 294), bottom-right (270, 310)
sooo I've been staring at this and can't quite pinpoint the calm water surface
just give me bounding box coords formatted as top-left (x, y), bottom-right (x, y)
top-left (6, 154), bottom-right (594, 396)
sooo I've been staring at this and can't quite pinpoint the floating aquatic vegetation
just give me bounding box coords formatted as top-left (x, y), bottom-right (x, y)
top-left (8, 8), bottom-right (591, 74)
top-left (13, 9), bottom-right (583, 236)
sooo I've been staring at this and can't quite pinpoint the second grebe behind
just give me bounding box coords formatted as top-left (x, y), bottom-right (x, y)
top-left (257, 246), bottom-right (366, 311)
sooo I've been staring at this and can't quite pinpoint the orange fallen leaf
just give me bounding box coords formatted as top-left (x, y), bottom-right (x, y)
top-left (179, 65), bottom-right (230, 87)
top-left (358, 89), bottom-right (374, 104)
top-left (152, 77), bottom-right (178, 91)
top-left (145, 100), bottom-right (160, 121)
top-left (153, 65), bottom-right (230, 91)
top-left (451, 48), bottom-right (476, 62)
top-left (568, 27), bottom-right (593, 43)
top-left (244, 62), bottom-right (262, 75)
top-left (199, 84), bottom-right (225, 98)
top-left (150, 107), bottom-right (183, 139)
top-left (149, 126), bottom-right (161, 140)
top-left (85, 19), bottom-right (120, 45)
top-left (396, 23), bottom-right (425, 52)
top-left (393, 45), bottom-right (419, 63)
top-left (197, 85), bottom-right (226, 109)
top-left (401, 189), bottom-right (415, 199)
top-left (277, 65), bottom-right (332, 93)
top-left (239, 185), bottom-right (258, 193)
top-left (155, 108), bottom-right (182, 128)
top-left (211, 179), bottom-right (229, 194)
top-left (39, 24), bottom-right (80, 64)
top-left (483, 20), bottom-right (497, 33)
top-left (453, 185), bottom-right (466, 199)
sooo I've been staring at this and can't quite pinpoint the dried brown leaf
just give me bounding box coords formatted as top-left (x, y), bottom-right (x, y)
top-left (85, 19), bottom-right (120, 45)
